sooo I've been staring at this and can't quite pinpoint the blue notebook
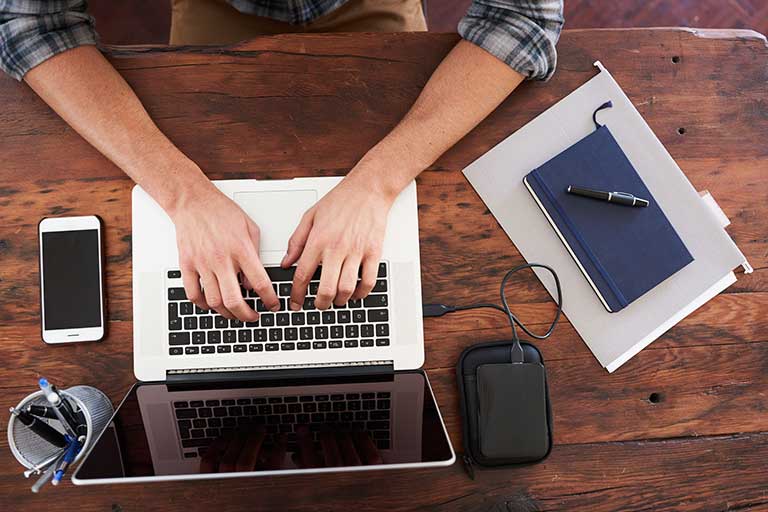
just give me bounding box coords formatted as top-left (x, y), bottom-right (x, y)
top-left (524, 123), bottom-right (694, 313)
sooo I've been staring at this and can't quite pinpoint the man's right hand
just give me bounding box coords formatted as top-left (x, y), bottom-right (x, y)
top-left (170, 181), bottom-right (280, 321)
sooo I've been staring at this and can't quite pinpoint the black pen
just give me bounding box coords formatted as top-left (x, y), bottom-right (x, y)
top-left (9, 407), bottom-right (67, 448)
top-left (566, 185), bottom-right (649, 207)
top-left (39, 378), bottom-right (86, 439)
top-left (25, 404), bottom-right (60, 420)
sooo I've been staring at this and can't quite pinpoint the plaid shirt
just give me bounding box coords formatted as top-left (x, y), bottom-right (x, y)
top-left (0, 0), bottom-right (563, 81)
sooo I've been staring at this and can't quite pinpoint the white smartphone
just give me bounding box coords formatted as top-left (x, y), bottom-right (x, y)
top-left (38, 215), bottom-right (106, 343)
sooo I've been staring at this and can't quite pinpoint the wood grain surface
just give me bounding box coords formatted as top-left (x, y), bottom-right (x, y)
top-left (1, 28), bottom-right (767, 511)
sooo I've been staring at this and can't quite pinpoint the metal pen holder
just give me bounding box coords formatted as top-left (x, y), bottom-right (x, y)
top-left (7, 386), bottom-right (114, 473)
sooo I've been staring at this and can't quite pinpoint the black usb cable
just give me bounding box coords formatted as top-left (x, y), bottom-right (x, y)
top-left (422, 263), bottom-right (563, 363)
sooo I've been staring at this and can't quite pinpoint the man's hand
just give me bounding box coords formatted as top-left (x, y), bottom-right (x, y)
top-left (171, 180), bottom-right (280, 321)
top-left (282, 169), bottom-right (395, 311)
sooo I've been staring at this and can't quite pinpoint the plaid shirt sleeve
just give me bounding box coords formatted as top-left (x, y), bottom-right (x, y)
top-left (459, 0), bottom-right (564, 81)
top-left (0, 0), bottom-right (97, 81)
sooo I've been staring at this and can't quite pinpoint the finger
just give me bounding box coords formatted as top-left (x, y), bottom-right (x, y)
top-left (314, 254), bottom-right (344, 311)
top-left (352, 431), bottom-right (383, 465)
top-left (180, 267), bottom-right (208, 309)
top-left (235, 430), bottom-right (266, 471)
top-left (201, 272), bottom-right (234, 319)
top-left (319, 431), bottom-right (342, 467)
top-left (217, 268), bottom-right (258, 322)
top-left (294, 424), bottom-right (321, 468)
top-left (282, 209), bottom-right (314, 268)
top-left (289, 245), bottom-right (322, 311)
top-left (337, 432), bottom-right (362, 466)
top-left (239, 252), bottom-right (280, 313)
top-left (262, 434), bottom-right (288, 470)
top-left (200, 436), bottom-right (228, 473)
top-left (219, 431), bottom-right (249, 473)
top-left (352, 256), bottom-right (380, 300)
top-left (334, 255), bottom-right (361, 306)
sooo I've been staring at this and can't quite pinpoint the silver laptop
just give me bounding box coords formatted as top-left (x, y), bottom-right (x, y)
top-left (73, 177), bottom-right (454, 483)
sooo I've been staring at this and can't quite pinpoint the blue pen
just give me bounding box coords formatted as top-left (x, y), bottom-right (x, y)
top-left (38, 378), bottom-right (83, 439)
top-left (51, 436), bottom-right (80, 486)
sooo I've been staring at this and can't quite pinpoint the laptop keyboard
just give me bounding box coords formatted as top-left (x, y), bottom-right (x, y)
top-left (167, 263), bottom-right (391, 357)
top-left (173, 392), bottom-right (392, 458)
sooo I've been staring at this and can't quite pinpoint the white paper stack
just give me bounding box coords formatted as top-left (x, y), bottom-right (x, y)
top-left (463, 62), bottom-right (751, 372)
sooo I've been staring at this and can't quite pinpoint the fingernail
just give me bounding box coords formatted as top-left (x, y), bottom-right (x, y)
top-left (270, 304), bottom-right (280, 312)
top-left (290, 301), bottom-right (301, 311)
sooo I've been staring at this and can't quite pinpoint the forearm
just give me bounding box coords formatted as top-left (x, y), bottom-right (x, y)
top-left (24, 45), bottom-right (210, 214)
top-left (352, 40), bottom-right (525, 197)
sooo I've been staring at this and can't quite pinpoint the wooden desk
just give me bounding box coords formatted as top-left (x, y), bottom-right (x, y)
top-left (1, 28), bottom-right (767, 511)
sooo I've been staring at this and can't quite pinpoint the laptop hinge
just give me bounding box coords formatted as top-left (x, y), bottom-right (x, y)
top-left (166, 360), bottom-right (395, 384)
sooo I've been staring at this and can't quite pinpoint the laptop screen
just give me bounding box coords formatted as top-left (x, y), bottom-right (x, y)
top-left (74, 370), bottom-right (454, 483)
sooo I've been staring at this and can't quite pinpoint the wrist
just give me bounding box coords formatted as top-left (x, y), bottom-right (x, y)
top-left (349, 146), bottom-right (424, 202)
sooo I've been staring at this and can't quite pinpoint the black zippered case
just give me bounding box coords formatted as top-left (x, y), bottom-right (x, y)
top-left (457, 340), bottom-right (553, 477)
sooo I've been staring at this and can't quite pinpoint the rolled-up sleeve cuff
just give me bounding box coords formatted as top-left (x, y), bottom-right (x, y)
top-left (1, 12), bottom-right (96, 81)
top-left (458, 3), bottom-right (562, 81)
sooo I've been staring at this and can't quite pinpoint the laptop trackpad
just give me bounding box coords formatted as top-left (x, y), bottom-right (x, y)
top-left (234, 190), bottom-right (317, 253)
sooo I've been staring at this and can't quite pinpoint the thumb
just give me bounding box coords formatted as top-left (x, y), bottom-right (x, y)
top-left (282, 208), bottom-right (314, 268)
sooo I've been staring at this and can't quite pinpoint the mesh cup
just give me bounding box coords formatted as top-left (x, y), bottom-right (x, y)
top-left (8, 385), bottom-right (114, 470)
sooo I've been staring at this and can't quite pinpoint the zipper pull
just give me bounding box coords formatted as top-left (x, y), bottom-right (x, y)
top-left (462, 454), bottom-right (476, 480)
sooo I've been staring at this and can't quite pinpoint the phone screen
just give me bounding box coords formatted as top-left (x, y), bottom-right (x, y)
top-left (42, 229), bottom-right (102, 330)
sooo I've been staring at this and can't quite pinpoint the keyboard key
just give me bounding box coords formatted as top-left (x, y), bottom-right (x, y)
top-left (183, 316), bottom-right (198, 330)
top-left (362, 393), bottom-right (375, 399)
top-left (363, 400), bottom-right (376, 410)
top-left (175, 408), bottom-right (197, 419)
top-left (265, 266), bottom-right (296, 282)
top-left (377, 263), bottom-right (387, 278)
top-left (279, 283), bottom-right (292, 296)
top-left (370, 410), bottom-right (390, 420)
top-left (330, 326), bottom-right (343, 339)
top-left (376, 324), bottom-right (389, 337)
top-left (230, 319), bottom-right (243, 328)
top-left (300, 327), bottom-right (313, 340)
top-left (307, 312), bottom-right (320, 325)
top-left (234, 345), bottom-right (246, 352)
top-left (285, 328), bottom-right (298, 341)
top-left (298, 342), bottom-right (311, 350)
top-left (207, 331), bottom-right (221, 344)
top-left (261, 313), bottom-right (275, 326)
top-left (249, 344), bottom-right (263, 352)
top-left (168, 301), bottom-right (179, 318)
top-left (322, 311), bottom-right (335, 324)
top-left (180, 301), bottom-right (194, 315)
top-left (222, 399), bottom-right (235, 406)
top-left (291, 312), bottom-right (305, 325)
top-left (360, 339), bottom-right (374, 347)
top-left (361, 324), bottom-right (374, 338)
top-left (352, 310), bottom-right (366, 323)
top-left (348, 298), bottom-right (362, 309)
top-left (199, 316), bottom-right (213, 329)
top-left (372, 279), bottom-right (387, 293)
top-left (345, 325), bottom-right (359, 338)
top-left (266, 343), bottom-right (279, 352)
top-left (364, 295), bottom-right (388, 308)
top-left (223, 330), bottom-right (237, 343)
top-left (245, 318), bottom-right (259, 328)
top-left (303, 297), bottom-right (315, 310)
top-left (183, 345), bottom-right (199, 355)
top-left (330, 394), bottom-right (344, 401)
top-left (281, 342), bottom-right (296, 351)
top-left (192, 331), bottom-right (206, 344)
top-left (168, 316), bottom-right (182, 331)
top-left (201, 346), bottom-right (215, 353)
top-left (174, 401), bottom-right (189, 409)
top-left (195, 305), bottom-right (208, 315)
top-left (313, 341), bottom-right (327, 349)
top-left (254, 329), bottom-right (268, 342)
top-left (315, 326), bottom-right (328, 339)
top-left (377, 392), bottom-right (391, 398)
top-left (168, 270), bottom-right (181, 279)
top-left (181, 438), bottom-right (211, 448)
top-left (368, 309), bottom-right (389, 323)
top-left (344, 340), bottom-right (359, 348)
top-left (193, 418), bottom-right (206, 427)
top-left (309, 282), bottom-right (319, 295)
top-left (376, 338), bottom-right (390, 347)
top-left (337, 311), bottom-right (351, 324)
top-left (256, 300), bottom-right (269, 312)
top-left (277, 313), bottom-right (290, 326)
top-left (329, 340), bottom-right (343, 348)
top-left (215, 316), bottom-right (228, 329)
top-left (217, 345), bottom-right (231, 353)
top-left (169, 347), bottom-right (183, 355)
top-left (168, 287), bottom-right (186, 300)
top-left (169, 332), bottom-right (190, 345)
top-left (367, 421), bottom-right (389, 430)
top-left (238, 330), bottom-right (252, 343)
top-left (269, 329), bottom-right (282, 342)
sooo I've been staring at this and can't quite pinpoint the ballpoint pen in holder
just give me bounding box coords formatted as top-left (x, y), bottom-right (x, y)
top-left (7, 381), bottom-right (113, 491)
